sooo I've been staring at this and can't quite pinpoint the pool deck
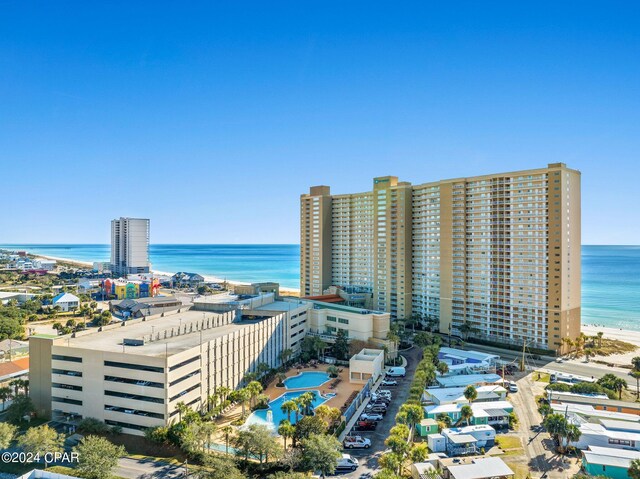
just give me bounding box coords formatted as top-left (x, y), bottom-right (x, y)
top-left (264, 363), bottom-right (364, 411)
top-left (211, 363), bottom-right (364, 448)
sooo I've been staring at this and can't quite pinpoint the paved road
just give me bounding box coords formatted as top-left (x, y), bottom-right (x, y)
top-left (116, 456), bottom-right (186, 479)
top-left (328, 346), bottom-right (422, 478)
top-left (509, 376), bottom-right (578, 478)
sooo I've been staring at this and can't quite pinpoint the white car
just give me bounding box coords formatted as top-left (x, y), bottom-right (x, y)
top-left (336, 454), bottom-right (359, 471)
top-left (360, 412), bottom-right (383, 421)
top-left (381, 378), bottom-right (398, 386)
top-left (555, 357), bottom-right (564, 363)
top-left (508, 381), bottom-right (518, 393)
top-left (343, 436), bottom-right (371, 449)
top-left (377, 389), bottom-right (392, 396)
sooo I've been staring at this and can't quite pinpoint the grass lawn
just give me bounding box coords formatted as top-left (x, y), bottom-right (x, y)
top-left (496, 435), bottom-right (524, 456)
top-left (503, 461), bottom-right (530, 479)
top-left (533, 371), bottom-right (550, 383)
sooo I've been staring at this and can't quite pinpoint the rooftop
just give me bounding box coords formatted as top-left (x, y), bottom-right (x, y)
top-left (436, 373), bottom-right (503, 388)
top-left (446, 457), bottom-right (514, 479)
top-left (53, 309), bottom-right (275, 357)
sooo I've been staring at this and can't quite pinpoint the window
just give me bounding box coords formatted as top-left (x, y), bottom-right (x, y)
top-left (52, 354), bottom-right (82, 363)
top-left (52, 396), bottom-right (82, 406)
top-left (104, 376), bottom-right (163, 389)
top-left (105, 360), bottom-right (163, 374)
top-left (327, 316), bottom-right (336, 322)
top-left (169, 355), bottom-right (200, 371)
top-left (52, 369), bottom-right (82, 377)
top-left (338, 318), bottom-right (349, 325)
top-left (105, 390), bottom-right (164, 404)
top-left (52, 383), bottom-right (82, 391)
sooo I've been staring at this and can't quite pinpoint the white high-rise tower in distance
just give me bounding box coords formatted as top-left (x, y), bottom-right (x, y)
top-left (110, 217), bottom-right (150, 276)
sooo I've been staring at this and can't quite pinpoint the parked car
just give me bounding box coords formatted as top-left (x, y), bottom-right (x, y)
top-left (386, 366), bottom-right (406, 377)
top-left (343, 436), bottom-right (371, 449)
top-left (381, 378), bottom-right (398, 386)
top-left (336, 454), bottom-right (359, 471)
top-left (377, 389), bottom-right (392, 397)
top-left (508, 381), bottom-right (518, 393)
top-left (369, 397), bottom-right (390, 405)
top-left (360, 412), bottom-right (384, 421)
top-left (355, 420), bottom-right (377, 431)
top-left (365, 405), bottom-right (388, 414)
top-left (555, 357), bottom-right (564, 363)
top-left (370, 394), bottom-right (391, 403)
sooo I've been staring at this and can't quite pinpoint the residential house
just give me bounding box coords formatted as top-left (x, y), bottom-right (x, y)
top-left (52, 292), bottom-right (80, 312)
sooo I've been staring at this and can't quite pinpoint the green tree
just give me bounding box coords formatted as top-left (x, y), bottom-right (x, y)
top-left (398, 403), bottom-right (423, 438)
top-left (460, 405), bottom-right (474, 426)
top-left (413, 332), bottom-right (434, 348)
top-left (314, 405), bottom-right (342, 430)
top-left (0, 386), bottom-right (12, 411)
top-left (333, 329), bottom-right (349, 360)
top-left (543, 413), bottom-right (569, 447)
top-left (629, 459), bottom-right (640, 479)
top-left (233, 424), bottom-right (282, 464)
top-left (298, 391), bottom-right (317, 416)
top-left (537, 403), bottom-right (552, 418)
top-left (294, 415), bottom-right (327, 443)
top-left (221, 425), bottom-right (234, 455)
top-left (75, 435), bottom-right (126, 479)
top-left (435, 413), bottom-right (452, 431)
top-left (246, 380), bottom-right (264, 409)
top-left (597, 373), bottom-right (628, 399)
top-left (279, 348), bottom-right (294, 366)
top-left (278, 420), bottom-right (296, 450)
top-left (0, 422), bottom-right (17, 449)
top-left (408, 442), bottom-right (429, 464)
top-left (268, 472), bottom-right (310, 479)
top-left (464, 385), bottom-right (478, 403)
top-left (6, 394), bottom-right (35, 424)
top-left (281, 399), bottom-right (299, 423)
top-left (436, 362), bottom-right (449, 376)
top-left (18, 425), bottom-right (64, 457)
top-left (195, 454), bottom-right (245, 479)
top-left (326, 365), bottom-right (339, 378)
top-left (300, 433), bottom-right (342, 478)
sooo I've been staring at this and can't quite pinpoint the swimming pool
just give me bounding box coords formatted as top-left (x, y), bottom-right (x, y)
top-left (284, 371), bottom-right (331, 389)
top-left (244, 389), bottom-right (329, 430)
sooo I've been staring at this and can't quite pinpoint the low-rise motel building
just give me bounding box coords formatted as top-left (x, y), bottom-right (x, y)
top-left (30, 308), bottom-right (286, 435)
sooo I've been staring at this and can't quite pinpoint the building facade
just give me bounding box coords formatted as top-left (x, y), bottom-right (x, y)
top-left (110, 217), bottom-right (151, 276)
top-left (30, 309), bottom-right (286, 436)
top-left (300, 163), bottom-right (581, 352)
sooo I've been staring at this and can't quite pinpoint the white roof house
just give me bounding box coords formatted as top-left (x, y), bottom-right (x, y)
top-left (436, 373), bottom-right (503, 388)
top-left (582, 445), bottom-right (640, 474)
top-left (425, 401), bottom-right (514, 421)
top-left (437, 348), bottom-right (500, 376)
top-left (52, 292), bottom-right (80, 312)
top-left (445, 457), bottom-right (514, 479)
top-left (424, 385), bottom-right (507, 405)
top-left (550, 402), bottom-right (640, 423)
top-left (572, 419), bottom-right (640, 451)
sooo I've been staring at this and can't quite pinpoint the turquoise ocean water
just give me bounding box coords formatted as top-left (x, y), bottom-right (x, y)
top-left (1, 244), bottom-right (638, 331)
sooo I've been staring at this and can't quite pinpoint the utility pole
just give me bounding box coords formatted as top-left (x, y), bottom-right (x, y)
top-left (520, 339), bottom-right (526, 372)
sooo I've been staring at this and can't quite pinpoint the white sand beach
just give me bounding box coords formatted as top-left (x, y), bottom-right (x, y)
top-left (582, 324), bottom-right (640, 364)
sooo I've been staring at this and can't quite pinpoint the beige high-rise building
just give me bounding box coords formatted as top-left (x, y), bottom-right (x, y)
top-left (300, 163), bottom-right (581, 352)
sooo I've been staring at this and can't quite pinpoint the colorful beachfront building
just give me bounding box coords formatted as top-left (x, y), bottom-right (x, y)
top-left (101, 278), bottom-right (160, 300)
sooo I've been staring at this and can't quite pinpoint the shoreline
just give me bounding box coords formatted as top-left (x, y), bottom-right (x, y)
top-left (31, 253), bottom-right (301, 295)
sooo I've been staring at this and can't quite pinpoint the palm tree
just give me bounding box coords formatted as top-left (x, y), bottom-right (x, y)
top-left (217, 386), bottom-right (231, 403)
top-left (175, 401), bottom-right (189, 422)
top-left (436, 413), bottom-right (452, 431)
top-left (237, 388), bottom-right (251, 416)
top-left (458, 320), bottom-right (477, 341)
top-left (632, 356), bottom-right (640, 372)
top-left (246, 381), bottom-right (263, 409)
top-left (464, 385), bottom-right (478, 403)
top-left (221, 425), bottom-right (233, 455)
top-left (629, 459), bottom-right (640, 479)
top-left (560, 337), bottom-right (574, 355)
top-left (436, 362), bottom-right (449, 376)
top-left (256, 362), bottom-right (270, 379)
top-left (563, 423), bottom-right (581, 451)
top-left (632, 371), bottom-right (640, 399)
top-left (277, 420), bottom-right (295, 449)
top-left (0, 387), bottom-right (12, 411)
top-left (9, 379), bottom-right (25, 397)
top-left (326, 365), bottom-right (339, 378)
top-left (298, 391), bottom-right (317, 416)
top-left (281, 400), bottom-right (298, 423)
top-left (460, 405), bottom-right (473, 426)
top-left (276, 372), bottom-right (287, 385)
top-left (279, 348), bottom-right (294, 366)
top-left (596, 331), bottom-right (604, 348)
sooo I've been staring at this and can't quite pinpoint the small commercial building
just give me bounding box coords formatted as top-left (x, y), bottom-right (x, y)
top-left (424, 401), bottom-right (513, 428)
top-left (437, 348), bottom-right (500, 376)
top-left (52, 292), bottom-right (80, 312)
top-left (549, 392), bottom-right (640, 416)
top-left (233, 282), bottom-right (280, 297)
top-left (349, 348), bottom-right (384, 384)
top-left (110, 296), bottom-right (182, 319)
top-left (582, 445), bottom-right (640, 479)
top-left (171, 272), bottom-right (205, 287)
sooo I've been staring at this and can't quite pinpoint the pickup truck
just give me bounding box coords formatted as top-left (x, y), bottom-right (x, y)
top-left (343, 436), bottom-right (371, 449)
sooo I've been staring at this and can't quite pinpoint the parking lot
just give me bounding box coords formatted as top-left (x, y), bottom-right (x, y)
top-left (330, 346), bottom-right (421, 478)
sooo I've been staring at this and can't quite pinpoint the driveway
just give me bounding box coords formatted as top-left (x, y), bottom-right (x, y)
top-left (116, 456), bottom-right (186, 479)
top-left (329, 346), bottom-right (422, 478)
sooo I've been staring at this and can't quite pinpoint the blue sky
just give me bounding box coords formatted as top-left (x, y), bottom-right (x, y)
top-left (1, 2), bottom-right (638, 244)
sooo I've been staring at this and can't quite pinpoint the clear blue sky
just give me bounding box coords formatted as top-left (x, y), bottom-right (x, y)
top-left (1, 2), bottom-right (638, 244)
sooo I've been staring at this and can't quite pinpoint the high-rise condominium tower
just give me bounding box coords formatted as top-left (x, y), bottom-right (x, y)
top-left (300, 163), bottom-right (580, 352)
top-left (110, 217), bottom-right (151, 276)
